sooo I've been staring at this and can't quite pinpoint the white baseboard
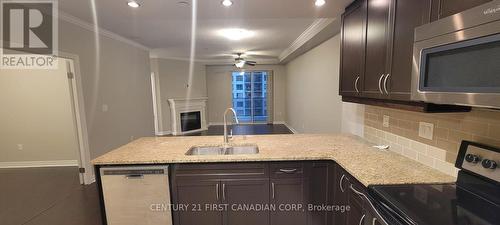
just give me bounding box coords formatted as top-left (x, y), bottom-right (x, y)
top-left (284, 123), bottom-right (299, 134)
top-left (273, 121), bottom-right (286, 124)
top-left (0, 160), bottom-right (79, 168)
top-left (156, 130), bottom-right (172, 136)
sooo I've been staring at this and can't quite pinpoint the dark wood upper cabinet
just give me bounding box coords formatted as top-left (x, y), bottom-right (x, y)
top-left (431, 0), bottom-right (492, 21)
top-left (363, 0), bottom-right (393, 99)
top-left (222, 179), bottom-right (270, 225)
top-left (386, 0), bottom-right (432, 100)
top-left (340, 0), bottom-right (367, 97)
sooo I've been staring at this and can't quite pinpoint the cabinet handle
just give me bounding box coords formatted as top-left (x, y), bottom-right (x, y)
top-left (372, 218), bottom-right (378, 225)
top-left (354, 76), bottom-right (360, 93)
top-left (350, 184), bottom-right (389, 225)
top-left (359, 214), bottom-right (366, 225)
top-left (383, 74), bottom-right (390, 94)
top-left (378, 74), bottom-right (385, 94)
top-left (216, 183), bottom-right (219, 200)
top-left (339, 174), bottom-right (347, 193)
top-left (279, 168), bottom-right (298, 174)
top-left (272, 182), bottom-right (275, 199)
top-left (222, 183), bottom-right (226, 200)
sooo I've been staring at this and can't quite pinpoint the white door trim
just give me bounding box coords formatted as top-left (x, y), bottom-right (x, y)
top-left (59, 52), bottom-right (93, 185)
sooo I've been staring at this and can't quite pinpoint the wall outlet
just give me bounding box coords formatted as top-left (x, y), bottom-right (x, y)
top-left (419, 122), bottom-right (434, 140)
top-left (17, 144), bottom-right (23, 150)
top-left (383, 115), bottom-right (390, 128)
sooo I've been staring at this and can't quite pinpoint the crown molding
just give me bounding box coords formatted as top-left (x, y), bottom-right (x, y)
top-left (278, 18), bottom-right (336, 62)
top-left (58, 11), bottom-right (150, 51)
top-left (150, 54), bottom-right (280, 65)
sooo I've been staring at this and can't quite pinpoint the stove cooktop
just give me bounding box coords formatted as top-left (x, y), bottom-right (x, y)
top-left (369, 183), bottom-right (499, 225)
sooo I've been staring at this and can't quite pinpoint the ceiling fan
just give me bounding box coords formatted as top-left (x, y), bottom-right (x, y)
top-left (234, 53), bottom-right (256, 68)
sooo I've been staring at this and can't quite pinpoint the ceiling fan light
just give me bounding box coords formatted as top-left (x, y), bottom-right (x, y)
top-left (127, 0), bottom-right (141, 8)
top-left (315, 0), bottom-right (326, 7)
top-left (235, 60), bottom-right (246, 68)
top-left (222, 0), bottom-right (233, 7)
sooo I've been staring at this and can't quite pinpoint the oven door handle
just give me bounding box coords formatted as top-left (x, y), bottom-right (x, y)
top-left (350, 184), bottom-right (389, 225)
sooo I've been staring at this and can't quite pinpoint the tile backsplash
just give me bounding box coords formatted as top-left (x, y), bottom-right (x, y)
top-left (363, 106), bottom-right (500, 176)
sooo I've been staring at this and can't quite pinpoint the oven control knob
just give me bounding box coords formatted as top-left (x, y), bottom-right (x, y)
top-left (465, 154), bottom-right (481, 164)
top-left (481, 159), bottom-right (497, 169)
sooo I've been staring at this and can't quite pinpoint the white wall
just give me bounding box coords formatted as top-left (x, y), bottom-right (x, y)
top-left (285, 34), bottom-right (354, 134)
top-left (58, 19), bottom-right (155, 160)
top-left (150, 58), bottom-right (207, 132)
top-left (0, 60), bottom-right (79, 163)
top-left (205, 65), bottom-right (287, 124)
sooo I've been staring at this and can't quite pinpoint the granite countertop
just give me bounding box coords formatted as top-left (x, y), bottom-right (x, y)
top-left (91, 134), bottom-right (456, 187)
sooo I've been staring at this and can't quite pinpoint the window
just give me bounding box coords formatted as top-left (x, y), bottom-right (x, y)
top-left (232, 71), bottom-right (270, 123)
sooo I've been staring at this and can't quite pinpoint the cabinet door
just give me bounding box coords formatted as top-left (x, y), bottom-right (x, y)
top-left (222, 179), bottom-right (270, 225)
top-left (346, 195), bottom-right (365, 225)
top-left (432, 0), bottom-right (492, 20)
top-left (270, 178), bottom-right (308, 225)
top-left (308, 162), bottom-right (334, 225)
top-left (340, 0), bottom-right (367, 97)
top-left (333, 167), bottom-right (349, 225)
top-left (363, 0), bottom-right (393, 99)
top-left (174, 180), bottom-right (222, 225)
top-left (386, 0), bottom-right (432, 100)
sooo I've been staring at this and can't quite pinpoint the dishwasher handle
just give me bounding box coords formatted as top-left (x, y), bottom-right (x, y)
top-left (125, 174), bottom-right (144, 179)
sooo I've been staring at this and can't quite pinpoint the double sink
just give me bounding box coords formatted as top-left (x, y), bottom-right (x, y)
top-left (186, 144), bottom-right (259, 155)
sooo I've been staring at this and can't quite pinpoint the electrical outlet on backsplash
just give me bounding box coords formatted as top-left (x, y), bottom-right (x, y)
top-left (364, 126), bottom-right (459, 177)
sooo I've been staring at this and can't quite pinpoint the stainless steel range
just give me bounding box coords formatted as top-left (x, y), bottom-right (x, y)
top-left (368, 141), bottom-right (500, 225)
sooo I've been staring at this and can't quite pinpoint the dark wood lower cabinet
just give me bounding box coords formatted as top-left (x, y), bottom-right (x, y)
top-left (223, 179), bottom-right (270, 225)
top-left (171, 161), bottom-right (368, 225)
top-left (174, 179), bottom-right (222, 225)
top-left (270, 178), bottom-right (308, 225)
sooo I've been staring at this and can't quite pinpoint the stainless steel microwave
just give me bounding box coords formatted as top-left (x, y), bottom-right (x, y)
top-left (411, 0), bottom-right (500, 109)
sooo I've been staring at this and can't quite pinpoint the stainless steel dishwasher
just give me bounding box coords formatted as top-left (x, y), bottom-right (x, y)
top-left (100, 165), bottom-right (172, 225)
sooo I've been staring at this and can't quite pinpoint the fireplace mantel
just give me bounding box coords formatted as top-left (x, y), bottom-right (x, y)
top-left (167, 97), bottom-right (208, 135)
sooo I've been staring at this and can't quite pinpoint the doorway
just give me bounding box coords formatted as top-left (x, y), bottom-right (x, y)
top-left (231, 71), bottom-right (271, 123)
top-left (0, 56), bottom-right (90, 185)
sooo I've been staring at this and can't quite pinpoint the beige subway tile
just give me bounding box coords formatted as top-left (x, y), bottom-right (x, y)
top-left (405, 130), bottom-right (436, 146)
top-left (397, 136), bottom-right (411, 148)
top-left (389, 143), bottom-right (403, 154)
top-left (402, 147), bottom-right (417, 160)
top-left (445, 151), bottom-right (458, 164)
top-left (366, 113), bottom-right (380, 122)
top-left (471, 135), bottom-right (500, 148)
top-left (417, 153), bottom-right (435, 168)
top-left (410, 141), bottom-right (427, 154)
top-left (434, 160), bottom-right (455, 176)
top-left (398, 120), bottom-right (419, 131)
top-left (436, 138), bottom-right (459, 153)
top-left (434, 127), bottom-right (449, 140)
top-left (488, 124), bottom-right (500, 141)
top-left (376, 130), bottom-right (386, 139)
top-left (386, 133), bottom-right (398, 143)
top-left (366, 120), bottom-right (381, 129)
top-left (427, 146), bottom-right (447, 161)
top-left (437, 119), bottom-right (461, 130)
top-left (448, 130), bottom-right (473, 143)
top-left (460, 120), bottom-right (489, 136)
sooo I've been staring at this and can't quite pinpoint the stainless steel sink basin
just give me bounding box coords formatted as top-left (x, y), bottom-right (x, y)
top-left (186, 145), bottom-right (259, 155)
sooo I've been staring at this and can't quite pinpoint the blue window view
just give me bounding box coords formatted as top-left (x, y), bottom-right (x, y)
top-left (232, 71), bottom-right (268, 123)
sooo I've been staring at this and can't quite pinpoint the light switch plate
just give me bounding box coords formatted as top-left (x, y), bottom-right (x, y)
top-left (383, 115), bottom-right (390, 128)
top-left (419, 122), bottom-right (434, 140)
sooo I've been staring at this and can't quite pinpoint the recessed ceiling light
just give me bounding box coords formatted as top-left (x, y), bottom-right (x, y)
top-left (315, 0), bottom-right (326, 7)
top-left (222, 0), bottom-right (233, 7)
top-left (127, 0), bottom-right (140, 8)
top-left (218, 28), bottom-right (254, 41)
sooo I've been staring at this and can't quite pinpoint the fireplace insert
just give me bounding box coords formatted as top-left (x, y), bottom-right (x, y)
top-left (180, 111), bottom-right (201, 132)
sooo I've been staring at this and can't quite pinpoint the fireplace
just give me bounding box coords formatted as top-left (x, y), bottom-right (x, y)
top-left (180, 111), bottom-right (201, 132)
top-left (167, 97), bottom-right (208, 135)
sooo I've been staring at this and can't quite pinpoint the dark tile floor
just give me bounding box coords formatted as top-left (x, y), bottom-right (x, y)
top-left (0, 167), bottom-right (102, 225)
top-left (0, 124), bottom-right (293, 225)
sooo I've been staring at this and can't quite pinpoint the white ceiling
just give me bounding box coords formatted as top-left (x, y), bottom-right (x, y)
top-left (58, 0), bottom-right (352, 63)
